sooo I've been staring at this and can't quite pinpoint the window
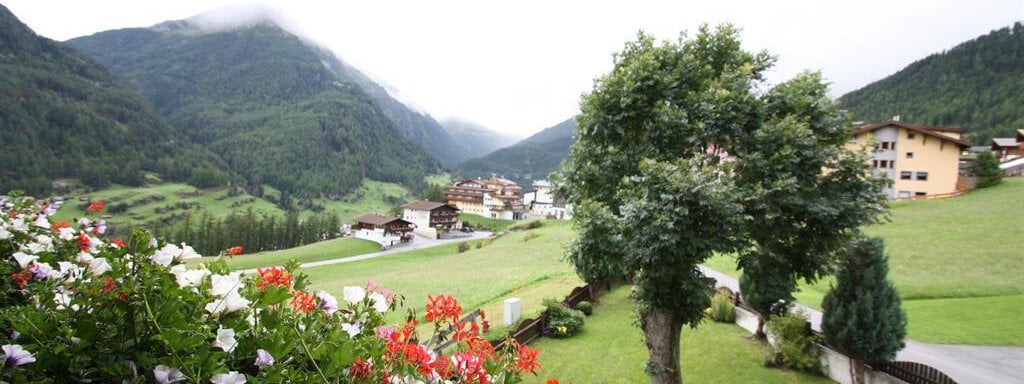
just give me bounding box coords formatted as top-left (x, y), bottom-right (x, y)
top-left (871, 160), bottom-right (878, 168)
top-left (900, 171), bottom-right (912, 180)
top-left (916, 172), bottom-right (928, 181)
top-left (881, 142), bottom-right (890, 150)
top-left (898, 191), bottom-right (911, 198)
top-left (889, 160), bottom-right (895, 169)
top-left (907, 132), bottom-right (916, 139)
top-left (906, 152), bottom-right (914, 159)
top-left (915, 192), bottom-right (927, 197)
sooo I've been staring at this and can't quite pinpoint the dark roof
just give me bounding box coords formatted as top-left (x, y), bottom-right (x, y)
top-left (401, 200), bottom-right (458, 211)
top-left (853, 121), bottom-right (971, 148)
top-left (354, 213), bottom-right (408, 226)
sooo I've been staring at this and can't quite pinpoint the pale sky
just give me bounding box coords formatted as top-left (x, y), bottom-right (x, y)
top-left (4, 0), bottom-right (1022, 136)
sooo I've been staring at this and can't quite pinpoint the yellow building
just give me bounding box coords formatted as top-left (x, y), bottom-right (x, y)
top-left (849, 121), bottom-right (971, 199)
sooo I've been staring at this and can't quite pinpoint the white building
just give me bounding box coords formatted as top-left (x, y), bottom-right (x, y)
top-left (401, 200), bottom-right (461, 239)
top-left (352, 213), bottom-right (414, 249)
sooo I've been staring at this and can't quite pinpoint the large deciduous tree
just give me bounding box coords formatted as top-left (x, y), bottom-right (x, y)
top-left (822, 237), bottom-right (907, 384)
top-left (557, 25), bottom-right (884, 384)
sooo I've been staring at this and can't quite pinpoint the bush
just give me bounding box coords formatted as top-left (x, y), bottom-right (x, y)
top-left (0, 195), bottom-right (545, 383)
top-left (510, 220), bottom-right (544, 231)
top-left (969, 151), bottom-right (1003, 188)
top-left (458, 241), bottom-right (470, 253)
top-left (543, 299), bottom-right (585, 338)
top-left (575, 301), bottom-right (593, 316)
top-left (765, 311), bottom-right (820, 372)
top-left (523, 232), bottom-right (540, 242)
top-left (706, 291), bottom-right (736, 323)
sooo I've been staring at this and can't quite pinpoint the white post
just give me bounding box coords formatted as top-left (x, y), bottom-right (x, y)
top-left (503, 298), bottom-right (522, 325)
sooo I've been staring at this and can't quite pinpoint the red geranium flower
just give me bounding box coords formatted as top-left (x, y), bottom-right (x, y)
top-left (349, 357), bottom-right (372, 377)
top-left (425, 294), bottom-right (462, 323)
top-left (290, 290), bottom-right (317, 313)
top-left (228, 246), bottom-right (243, 256)
top-left (78, 233), bottom-right (91, 251)
top-left (51, 221), bottom-right (70, 232)
top-left (86, 200), bottom-right (105, 213)
top-left (516, 345), bottom-right (541, 374)
top-left (256, 267), bottom-right (292, 290)
top-left (111, 238), bottom-right (126, 248)
top-left (102, 275), bottom-right (117, 294)
top-left (11, 269), bottom-right (30, 290)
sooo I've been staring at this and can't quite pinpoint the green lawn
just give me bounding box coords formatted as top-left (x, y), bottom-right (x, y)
top-left (459, 213), bottom-right (516, 232)
top-left (702, 179), bottom-right (1024, 346)
top-left (528, 286), bottom-right (830, 384)
top-left (195, 237), bottom-right (383, 270)
top-left (301, 221), bottom-right (577, 322)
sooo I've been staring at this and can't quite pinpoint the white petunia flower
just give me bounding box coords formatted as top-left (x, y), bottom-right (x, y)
top-left (178, 243), bottom-right (201, 260)
top-left (369, 292), bottom-right (389, 313)
top-left (33, 235), bottom-right (53, 251)
top-left (341, 321), bottom-right (362, 338)
top-left (88, 257), bottom-right (111, 276)
top-left (153, 364), bottom-right (184, 384)
top-left (0, 227), bottom-right (10, 240)
top-left (155, 244), bottom-right (182, 264)
top-left (12, 252), bottom-right (38, 269)
top-left (31, 214), bottom-right (49, 229)
top-left (56, 262), bottom-right (82, 281)
top-left (23, 242), bottom-right (46, 255)
top-left (212, 327), bottom-right (237, 353)
top-left (170, 265), bottom-right (210, 288)
top-left (149, 249), bottom-right (174, 267)
top-left (209, 371), bottom-right (246, 384)
top-left (53, 287), bottom-right (77, 311)
top-left (210, 273), bottom-right (242, 297)
top-left (205, 291), bottom-right (251, 316)
top-left (76, 251), bottom-right (94, 264)
top-left (10, 218), bottom-right (28, 232)
top-left (343, 286), bottom-right (366, 305)
top-left (58, 227), bottom-right (76, 241)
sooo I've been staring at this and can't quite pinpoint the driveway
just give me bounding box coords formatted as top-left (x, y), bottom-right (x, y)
top-left (241, 231), bottom-right (491, 274)
top-left (698, 265), bottom-right (1024, 384)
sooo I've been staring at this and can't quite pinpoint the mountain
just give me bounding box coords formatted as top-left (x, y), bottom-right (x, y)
top-left (839, 22), bottom-right (1024, 144)
top-left (0, 4), bottom-right (227, 194)
top-left (441, 119), bottom-right (523, 159)
top-left (67, 13), bottom-right (441, 196)
top-left (456, 117), bottom-right (575, 187)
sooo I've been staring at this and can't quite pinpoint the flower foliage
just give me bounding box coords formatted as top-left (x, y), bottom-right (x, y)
top-left (0, 194), bottom-right (543, 383)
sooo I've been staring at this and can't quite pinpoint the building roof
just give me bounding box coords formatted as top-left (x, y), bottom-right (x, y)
top-left (401, 200), bottom-right (458, 211)
top-left (532, 180), bottom-right (552, 188)
top-left (992, 138), bottom-right (1019, 148)
top-left (354, 213), bottom-right (408, 226)
top-left (853, 121), bottom-right (971, 148)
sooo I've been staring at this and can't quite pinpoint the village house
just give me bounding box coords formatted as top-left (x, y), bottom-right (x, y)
top-left (351, 213), bottom-right (413, 248)
top-left (445, 176), bottom-right (525, 220)
top-left (523, 180), bottom-right (554, 218)
top-left (990, 129), bottom-right (1024, 161)
top-left (401, 200), bottom-right (460, 239)
top-left (849, 121), bottom-right (971, 199)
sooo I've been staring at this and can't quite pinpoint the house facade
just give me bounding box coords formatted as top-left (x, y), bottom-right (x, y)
top-left (352, 213), bottom-right (414, 248)
top-left (523, 180), bottom-right (554, 218)
top-left (849, 121), bottom-right (970, 199)
top-left (401, 200), bottom-right (460, 239)
top-left (445, 176), bottom-right (525, 220)
top-left (990, 129), bottom-right (1024, 161)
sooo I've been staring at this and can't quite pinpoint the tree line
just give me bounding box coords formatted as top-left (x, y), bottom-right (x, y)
top-left (150, 208), bottom-right (342, 256)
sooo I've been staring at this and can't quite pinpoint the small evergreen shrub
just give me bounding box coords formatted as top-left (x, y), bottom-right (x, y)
top-left (707, 291), bottom-right (736, 323)
top-left (542, 299), bottom-right (585, 338)
top-left (765, 311), bottom-right (820, 372)
top-left (575, 301), bottom-right (593, 316)
top-left (523, 232), bottom-right (540, 242)
top-left (510, 220), bottom-right (544, 231)
top-left (457, 241), bottom-right (470, 253)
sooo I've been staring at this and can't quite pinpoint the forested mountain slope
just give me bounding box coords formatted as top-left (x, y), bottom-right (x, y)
top-left (68, 17), bottom-right (440, 196)
top-left (839, 22), bottom-right (1024, 144)
top-left (456, 117), bottom-right (575, 187)
top-left (0, 4), bottom-right (227, 193)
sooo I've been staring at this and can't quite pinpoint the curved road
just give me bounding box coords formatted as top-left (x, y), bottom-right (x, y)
top-left (699, 266), bottom-right (1024, 384)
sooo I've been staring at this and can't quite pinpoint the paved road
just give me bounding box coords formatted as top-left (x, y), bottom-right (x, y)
top-left (241, 231), bottom-right (491, 274)
top-left (699, 265), bottom-right (1024, 384)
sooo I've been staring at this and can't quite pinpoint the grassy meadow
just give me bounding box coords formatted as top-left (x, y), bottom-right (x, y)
top-left (529, 286), bottom-right (831, 384)
top-left (195, 237), bottom-right (383, 270)
top-left (705, 178), bottom-right (1024, 345)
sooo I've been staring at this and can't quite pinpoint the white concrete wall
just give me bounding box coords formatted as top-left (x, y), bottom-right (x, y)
top-left (353, 228), bottom-right (401, 248)
top-left (818, 345), bottom-right (908, 384)
top-left (402, 208), bottom-right (431, 230)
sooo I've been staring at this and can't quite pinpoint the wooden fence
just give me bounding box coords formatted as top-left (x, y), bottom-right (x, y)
top-left (490, 279), bottom-right (618, 350)
top-left (874, 361), bottom-right (959, 384)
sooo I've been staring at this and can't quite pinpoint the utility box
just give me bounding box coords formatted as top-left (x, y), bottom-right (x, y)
top-left (503, 298), bottom-right (522, 325)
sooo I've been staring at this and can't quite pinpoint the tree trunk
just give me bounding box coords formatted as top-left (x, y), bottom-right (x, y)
top-left (754, 315), bottom-right (766, 340)
top-left (849, 358), bottom-right (865, 384)
top-left (642, 306), bottom-right (684, 384)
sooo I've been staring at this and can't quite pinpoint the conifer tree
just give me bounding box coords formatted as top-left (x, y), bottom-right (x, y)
top-left (969, 151), bottom-right (1003, 188)
top-left (822, 237), bottom-right (907, 384)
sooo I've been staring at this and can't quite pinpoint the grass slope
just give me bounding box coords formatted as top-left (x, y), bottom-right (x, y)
top-left (201, 237), bottom-right (382, 270)
top-left (301, 221), bottom-right (576, 322)
top-left (705, 179), bottom-right (1024, 346)
top-left (459, 214), bottom-right (516, 232)
top-left (529, 287), bottom-right (830, 383)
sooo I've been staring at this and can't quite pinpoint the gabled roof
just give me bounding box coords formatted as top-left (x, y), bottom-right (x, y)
top-left (853, 121), bottom-right (971, 148)
top-left (401, 200), bottom-right (458, 211)
top-left (354, 213), bottom-right (409, 226)
top-left (992, 138), bottom-right (1019, 148)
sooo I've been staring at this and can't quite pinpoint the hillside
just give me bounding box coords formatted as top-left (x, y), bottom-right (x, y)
top-left (441, 118), bottom-right (523, 159)
top-left (839, 22), bottom-right (1024, 144)
top-left (0, 4), bottom-right (226, 194)
top-left (67, 14), bottom-right (440, 197)
top-left (456, 117), bottom-right (575, 186)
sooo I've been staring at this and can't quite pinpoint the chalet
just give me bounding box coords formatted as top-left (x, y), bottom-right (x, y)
top-left (849, 121), bottom-right (971, 199)
top-left (352, 213), bottom-right (413, 248)
top-left (401, 200), bottom-right (460, 239)
top-left (523, 180), bottom-right (554, 218)
top-left (990, 129), bottom-right (1024, 161)
top-left (445, 176), bottom-right (525, 220)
